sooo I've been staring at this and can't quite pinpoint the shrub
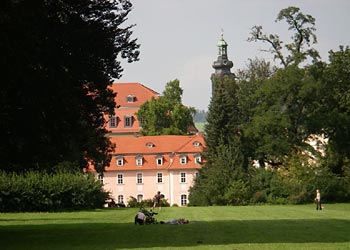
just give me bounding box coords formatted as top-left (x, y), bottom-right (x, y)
top-left (127, 196), bottom-right (170, 208)
top-left (0, 170), bottom-right (108, 212)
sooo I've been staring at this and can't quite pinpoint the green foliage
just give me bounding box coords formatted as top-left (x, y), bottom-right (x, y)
top-left (205, 75), bottom-right (240, 150)
top-left (0, 170), bottom-right (108, 212)
top-left (248, 6), bottom-right (319, 67)
top-left (136, 79), bottom-right (195, 135)
top-left (0, 0), bottom-right (139, 172)
top-left (127, 196), bottom-right (170, 208)
top-left (191, 7), bottom-right (350, 206)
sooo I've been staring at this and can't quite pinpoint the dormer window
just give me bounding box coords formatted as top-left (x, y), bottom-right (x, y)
top-left (139, 118), bottom-right (145, 128)
top-left (116, 156), bottom-right (124, 167)
top-left (126, 95), bottom-right (135, 103)
top-left (194, 153), bottom-right (202, 164)
top-left (156, 155), bottom-right (163, 166)
top-left (180, 155), bottom-right (187, 165)
top-left (124, 115), bottom-right (133, 128)
top-left (136, 155), bottom-right (143, 166)
top-left (193, 141), bottom-right (201, 147)
top-left (146, 142), bottom-right (154, 148)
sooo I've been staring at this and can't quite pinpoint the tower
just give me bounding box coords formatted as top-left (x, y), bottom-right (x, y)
top-left (212, 32), bottom-right (234, 78)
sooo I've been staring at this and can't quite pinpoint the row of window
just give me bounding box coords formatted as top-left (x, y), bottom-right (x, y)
top-left (98, 172), bottom-right (189, 184)
top-left (116, 194), bottom-right (188, 206)
top-left (115, 154), bottom-right (201, 167)
top-left (109, 115), bottom-right (142, 128)
top-left (117, 172), bottom-right (187, 184)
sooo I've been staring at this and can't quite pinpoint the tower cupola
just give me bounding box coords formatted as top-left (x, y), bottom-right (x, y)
top-left (212, 32), bottom-right (234, 77)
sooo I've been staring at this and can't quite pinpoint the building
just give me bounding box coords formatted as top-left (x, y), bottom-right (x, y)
top-left (106, 82), bottom-right (159, 136)
top-left (96, 82), bottom-right (204, 206)
top-left (102, 134), bottom-right (204, 206)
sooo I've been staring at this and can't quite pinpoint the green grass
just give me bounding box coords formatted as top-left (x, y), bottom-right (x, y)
top-left (1, 204), bottom-right (350, 250)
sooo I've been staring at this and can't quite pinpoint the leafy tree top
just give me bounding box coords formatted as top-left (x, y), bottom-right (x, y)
top-left (136, 79), bottom-right (195, 136)
top-left (0, 0), bottom-right (139, 173)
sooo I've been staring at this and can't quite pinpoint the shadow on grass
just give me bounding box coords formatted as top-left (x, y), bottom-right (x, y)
top-left (1, 219), bottom-right (349, 249)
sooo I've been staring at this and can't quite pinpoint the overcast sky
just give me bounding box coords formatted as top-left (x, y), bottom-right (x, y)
top-left (119, 0), bottom-right (350, 111)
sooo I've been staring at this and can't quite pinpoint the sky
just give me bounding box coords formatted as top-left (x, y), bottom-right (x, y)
top-left (119, 0), bottom-right (350, 111)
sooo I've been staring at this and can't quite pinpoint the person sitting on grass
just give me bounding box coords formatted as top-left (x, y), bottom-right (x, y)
top-left (160, 218), bottom-right (189, 224)
top-left (134, 211), bottom-right (145, 225)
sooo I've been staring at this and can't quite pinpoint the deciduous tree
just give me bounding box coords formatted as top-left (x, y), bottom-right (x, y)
top-left (136, 79), bottom-right (195, 135)
top-left (0, 0), bottom-right (139, 172)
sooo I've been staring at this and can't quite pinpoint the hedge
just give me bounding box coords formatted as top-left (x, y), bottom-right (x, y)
top-left (0, 170), bottom-right (108, 212)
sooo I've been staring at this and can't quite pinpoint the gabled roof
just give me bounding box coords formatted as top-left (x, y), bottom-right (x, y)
top-left (110, 82), bottom-right (159, 108)
top-left (105, 134), bottom-right (205, 171)
top-left (110, 134), bottom-right (204, 155)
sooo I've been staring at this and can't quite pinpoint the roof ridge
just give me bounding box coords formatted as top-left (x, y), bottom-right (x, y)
top-left (113, 82), bottom-right (160, 96)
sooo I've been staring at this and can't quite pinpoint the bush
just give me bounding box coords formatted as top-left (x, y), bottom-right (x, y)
top-left (0, 170), bottom-right (108, 212)
top-left (127, 196), bottom-right (170, 208)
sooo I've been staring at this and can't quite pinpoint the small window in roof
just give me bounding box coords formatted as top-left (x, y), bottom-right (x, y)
top-left (193, 141), bottom-right (201, 147)
top-left (126, 95), bottom-right (135, 103)
top-left (146, 142), bottom-right (154, 148)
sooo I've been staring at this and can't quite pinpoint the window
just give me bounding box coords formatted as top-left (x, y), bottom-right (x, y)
top-left (193, 141), bottom-right (201, 147)
top-left (118, 195), bottom-right (124, 204)
top-left (180, 155), bottom-right (187, 165)
top-left (195, 172), bottom-right (199, 179)
top-left (136, 173), bottom-right (143, 184)
top-left (116, 156), bottom-right (124, 167)
top-left (109, 116), bottom-right (117, 128)
top-left (157, 172), bottom-right (163, 183)
top-left (180, 172), bottom-right (186, 183)
top-left (97, 174), bottom-right (103, 184)
top-left (117, 173), bottom-right (124, 184)
top-left (126, 95), bottom-right (135, 103)
top-left (181, 194), bottom-right (188, 206)
top-left (136, 156), bottom-right (143, 166)
top-left (139, 118), bottom-right (145, 127)
top-left (194, 154), bottom-right (202, 164)
top-left (146, 142), bottom-right (154, 148)
top-left (156, 156), bottom-right (163, 166)
top-left (124, 115), bottom-right (133, 128)
top-left (137, 194), bottom-right (143, 202)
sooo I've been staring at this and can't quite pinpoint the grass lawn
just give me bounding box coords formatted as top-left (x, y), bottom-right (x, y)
top-left (1, 204), bottom-right (350, 250)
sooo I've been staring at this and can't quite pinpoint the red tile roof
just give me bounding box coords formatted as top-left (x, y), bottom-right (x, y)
top-left (110, 82), bottom-right (159, 108)
top-left (106, 134), bottom-right (205, 171)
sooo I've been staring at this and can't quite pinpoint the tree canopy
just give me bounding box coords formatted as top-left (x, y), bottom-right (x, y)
top-left (190, 6), bottom-right (350, 205)
top-left (136, 79), bottom-right (195, 135)
top-left (0, 0), bottom-right (139, 172)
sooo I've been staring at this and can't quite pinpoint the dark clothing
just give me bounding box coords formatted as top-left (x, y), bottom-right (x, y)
top-left (316, 200), bottom-right (322, 210)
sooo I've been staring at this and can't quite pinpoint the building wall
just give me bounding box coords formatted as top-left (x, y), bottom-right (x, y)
top-left (101, 168), bottom-right (198, 206)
